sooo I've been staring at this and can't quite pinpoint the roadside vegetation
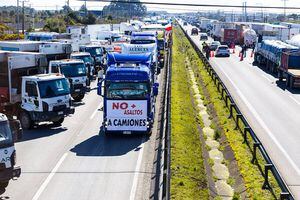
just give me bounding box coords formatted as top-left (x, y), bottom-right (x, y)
top-left (173, 26), bottom-right (281, 199)
top-left (171, 26), bottom-right (209, 199)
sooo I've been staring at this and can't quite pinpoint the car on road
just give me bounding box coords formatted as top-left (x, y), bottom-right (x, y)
top-left (209, 41), bottom-right (221, 51)
top-left (183, 22), bottom-right (188, 26)
top-left (191, 28), bottom-right (199, 35)
top-left (199, 33), bottom-right (208, 41)
top-left (215, 45), bottom-right (230, 57)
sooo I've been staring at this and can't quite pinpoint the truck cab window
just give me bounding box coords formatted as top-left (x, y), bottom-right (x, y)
top-left (26, 81), bottom-right (38, 97)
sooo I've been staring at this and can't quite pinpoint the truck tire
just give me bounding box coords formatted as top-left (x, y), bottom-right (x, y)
top-left (53, 117), bottom-right (64, 126)
top-left (0, 181), bottom-right (9, 189)
top-left (73, 94), bottom-right (85, 102)
top-left (19, 111), bottom-right (33, 130)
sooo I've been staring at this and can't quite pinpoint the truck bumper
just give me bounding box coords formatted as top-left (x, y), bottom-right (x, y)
top-left (102, 121), bottom-right (153, 135)
top-left (30, 107), bottom-right (75, 122)
top-left (71, 85), bottom-right (86, 95)
top-left (0, 166), bottom-right (21, 182)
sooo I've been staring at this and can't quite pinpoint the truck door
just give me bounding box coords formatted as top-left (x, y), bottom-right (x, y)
top-left (23, 81), bottom-right (40, 111)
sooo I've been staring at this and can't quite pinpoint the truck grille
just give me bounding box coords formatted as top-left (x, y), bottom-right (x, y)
top-left (73, 84), bottom-right (83, 90)
top-left (53, 105), bottom-right (66, 112)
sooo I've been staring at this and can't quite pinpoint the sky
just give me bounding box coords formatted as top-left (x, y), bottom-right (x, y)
top-left (0, 0), bottom-right (300, 14)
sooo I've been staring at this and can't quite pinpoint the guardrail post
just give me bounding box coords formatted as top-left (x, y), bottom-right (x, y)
top-left (235, 114), bottom-right (242, 130)
top-left (251, 142), bottom-right (260, 163)
top-left (225, 94), bottom-right (229, 107)
top-left (221, 88), bottom-right (225, 99)
top-left (217, 82), bottom-right (221, 92)
top-left (262, 163), bottom-right (273, 190)
top-left (243, 127), bottom-right (250, 143)
top-left (228, 103), bottom-right (235, 118)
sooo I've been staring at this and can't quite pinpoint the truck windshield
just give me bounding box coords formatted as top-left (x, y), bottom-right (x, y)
top-left (107, 82), bottom-right (149, 100)
top-left (0, 122), bottom-right (13, 146)
top-left (73, 56), bottom-right (94, 65)
top-left (60, 63), bottom-right (87, 77)
top-left (38, 78), bottom-right (70, 98)
top-left (86, 48), bottom-right (102, 56)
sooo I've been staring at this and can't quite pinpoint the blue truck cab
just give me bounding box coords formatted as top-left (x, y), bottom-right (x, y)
top-left (98, 53), bottom-right (159, 135)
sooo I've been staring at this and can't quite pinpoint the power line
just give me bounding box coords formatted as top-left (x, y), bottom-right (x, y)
top-left (78, 0), bottom-right (300, 10)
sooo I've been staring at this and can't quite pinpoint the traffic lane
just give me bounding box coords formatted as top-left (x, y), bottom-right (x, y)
top-left (23, 71), bottom-right (164, 200)
top-left (210, 57), bottom-right (300, 197)
top-left (185, 26), bottom-right (300, 196)
top-left (36, 114), bottom-right (148, 200)
top-left (231, 47), bottom-right (300, 103)
top-left (2, 81), bottom-right (102, 200)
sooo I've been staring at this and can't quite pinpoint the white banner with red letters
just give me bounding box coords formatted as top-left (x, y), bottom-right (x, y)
top-left (106, 100), bottom-right (148, 131)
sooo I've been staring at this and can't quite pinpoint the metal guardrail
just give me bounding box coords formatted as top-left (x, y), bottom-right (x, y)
top-left (161, 44), bottom-right (172, 200)
top-left (179, 24), bottom-right (294, 200)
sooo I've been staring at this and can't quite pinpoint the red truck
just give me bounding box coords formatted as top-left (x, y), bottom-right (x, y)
top-left (221, 29), bottom-right (238, 45)
top-left (278, 51), bottom-right (300, 88)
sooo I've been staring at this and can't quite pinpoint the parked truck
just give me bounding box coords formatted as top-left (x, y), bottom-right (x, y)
top-left (70, 52), bottom-right (95, 82)
top-left (278, 51), bottom-right (300, 88)
top-left (254, 40), bottom-right (300, 88)
top-left (97, 53), bottom-right (159, 135)
top-left (48, 59), bottom-right (88, 101)
top-left (0, 51), bottom-right (75, 129)
top-left (79, 45), bottom-right (106, 69)
top-left (121, 43), bottom-right (160, 75)
top-left (0, 41), bottom-right (72, 62)
top-left (0, 113), bottom-right (22, 189)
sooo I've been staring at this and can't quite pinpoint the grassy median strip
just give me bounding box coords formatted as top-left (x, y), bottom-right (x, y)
top-left (171, 27), bottom-right (209, 200)
top-left (174, 26), bottom-right (281, 199)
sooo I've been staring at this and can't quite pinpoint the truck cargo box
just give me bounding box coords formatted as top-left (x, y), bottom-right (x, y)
top-left (0, 41), bottom-right (42, 52)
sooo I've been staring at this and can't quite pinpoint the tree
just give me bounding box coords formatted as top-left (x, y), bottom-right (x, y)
top-left (81, 12), bottom-right (96, 25)
top-left (43, 17), bottom-right (66, 33)
top-left (102, 0), bottom-right (147, 19)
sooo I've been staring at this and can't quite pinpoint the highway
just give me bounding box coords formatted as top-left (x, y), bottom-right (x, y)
top-left (1, 79), bottom-right (161, 200)
top-left (183, 24), bottom-right (300, 198)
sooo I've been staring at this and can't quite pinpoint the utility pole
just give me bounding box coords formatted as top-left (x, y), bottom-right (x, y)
top-left (17, 0), bottom-right (20, 34)
top-left (22, 1), bottom-right (25, 34)
top-left (85, 0), bottom-right (87, 17)
top-left (21, 0), bottom-right (29, 34)
top-left (282, 0), bottom-right (288, 18)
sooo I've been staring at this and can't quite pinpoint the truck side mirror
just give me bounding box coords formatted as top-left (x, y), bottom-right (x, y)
top-left (97, 81), bottom-right (104, 97)
top-left (153, 82), bottom-right (159, 96)
top-left (10, 120), bottom-right (23, 142)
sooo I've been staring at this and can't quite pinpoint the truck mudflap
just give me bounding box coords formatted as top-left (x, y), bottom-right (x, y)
top-left (30, 107), bottom-right (75, 122)
top-left (12, 166), bottom-right (21, 179)
top-left (0, 166), bottom-right (21, 181)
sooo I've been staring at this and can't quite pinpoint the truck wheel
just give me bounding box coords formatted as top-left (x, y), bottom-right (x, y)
top-left (53, 117), bottom-right (64, 126)
top-left (0, 181), bottom-right (9, 189)
top-left (73, 94), bottom-right (85, 102)
top-left (19, 111), bottom-right (33, 130)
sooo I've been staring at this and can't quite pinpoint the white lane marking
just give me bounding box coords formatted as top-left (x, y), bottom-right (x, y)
top-left (90, 102), bottom-right (102, 119)
top-left (129, 138), bottom-right (145, 200)
top-left (289, 95), bottom-right (300, 106)
top-left (32, 153), bottom-right (68, 200)
top-left (215, 63), bottom-right (300, 175)
top-left (261, 74), bottom-right (273, 83)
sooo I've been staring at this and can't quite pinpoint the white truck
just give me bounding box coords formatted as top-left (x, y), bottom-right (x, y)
top-left (0, 113), bottom-right (22, 189)
top-left (0, 51), bottom-right (75, 129)
top-left (0, 41), bottom-right (72, 61)
top-left (48, 59), bottom-right (88, 102)
top-left (70, 52), bottom-right (95, 83)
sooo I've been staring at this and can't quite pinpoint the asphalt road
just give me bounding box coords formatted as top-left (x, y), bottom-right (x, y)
top-left (2, 78), bottom-right (161, 200)
top-left (182, 23), bottom-right (300, 198)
